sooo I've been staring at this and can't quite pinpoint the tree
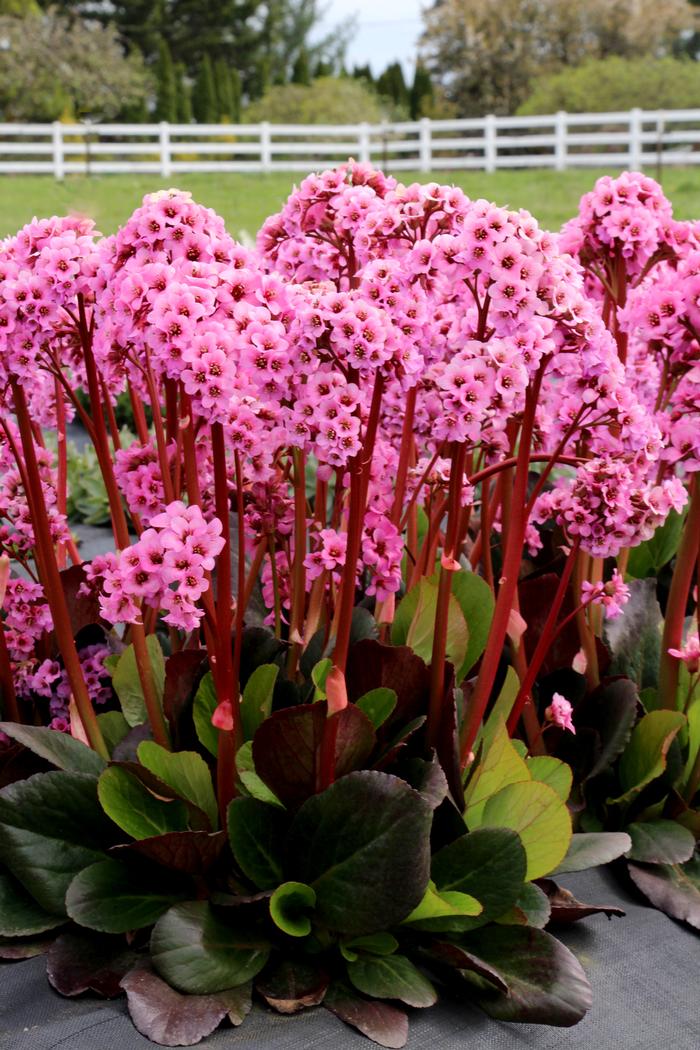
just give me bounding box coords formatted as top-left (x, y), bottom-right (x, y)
top-left (0, 8), bottom-right (151, 121)
top-left (519, 55), bottom-right (700, 114)
top-left (420, 0), bottom-right (694, 116)
top-left (175, 62), bottom-right (192, 123)
top-left (352, 63), bottom-right (373, 84)
top-left (155, 39), bottom-right (177, 122)
top-left (192, 54), bottom-right (216, 123)
top-left (376, 61), bottom-right (409, 110)
top-left (410, 64), bottom-right (434, 120)
top-left (244, 76), bottom-right (382, 125)
top-left (291, 46), bottom-right (311, 85)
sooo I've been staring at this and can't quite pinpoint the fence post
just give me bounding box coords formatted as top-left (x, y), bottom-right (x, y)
top-left (358, 122), bottom-right (371, 164)
top-left (52, 121), bottom-right (65, 180)
top-left (629, 107), bottom-right (643, 170)
top-left (554, 110), bottom-right (567, 172)
top-left (260, 122), bottom-right (271, 173)
top-left (419, 117), bottom-right (432, 172)
top-left (484, 114), bottom-right (497, 173)
top-left (159, 122), bottom-right (171, 179)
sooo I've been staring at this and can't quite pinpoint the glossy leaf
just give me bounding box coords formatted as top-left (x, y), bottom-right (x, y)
top-left (240, 664), bottom-right (279, 740)
top-left (536, 879), bottom-right (625, 924)
top-left (0, 933), bottom-right (55, 959)
top-left (97, 711), bottom-right (130, 755)
top-left (112, 831), bottom-right (227, 875)
top-left (553, 832), bottom-right (633, 874)
top-left (121, 965), bottom-right (251, 1046)
top-left (0, 770), bottom-right (107, 914)
top-left (0, 722), bottom-right (106, 776)
top-left (341, 932), bottom-right (399, 962)
top-left (98, 765), bottom-right (189, 840)
top-left (256, 958), bottom-right (328, 1013)
top-left (473, 780), bottom-right (572, 880)
top-left (478, 667), bottom-right (519, 751)
top-left (402, 755), bottom-right (448, 810)
top-left (627, 509), bottom-right (685, 578)
top-left (0, 869), bottom-right (64, 937)
top-left (270, 881), bottom-right (316, 937)
top-left (356, 688), bottom-right (397, 730)
top-left (419, 940), bottom-right (508, 993)
top-left (456, 925), bottom-right (592, 1025)
top-left (526, 756), bottom-right (572, 801)
top-left (401, 882), bottom-right (482, 930)
top-left (627, 857), bottom-right (700, 929)
top-left (151, 900), bottom-right (270, 994)
top-left (47, 931), bottom-right (140, 997)
top-left (235, 741), bottom-right (284, 807)
top-left (626, 820), bottom-right (696, 865)
top-left (227, 797), bottom-right (286, 890)
top-left (287, 770), bottom-right (432, 936)
top-left (347, 954), bottom-right (437, 1008)
top-left (111, 635), bottom-right (165, 728)
top-left (193, 672), bottom-right (219, 758)
top-left (613, 710), bottom-right (686, 803)
top-left (432, 827), bottom-right (527, 927)
top-left (495, 880), bottom-right (551, 928)
top-left (404, 577), bottom-right (468, 673)
top-left (463, 720), bottom-right (530, 825)
top-left (324, 982), bottom-right (408, 1049)
top-left (137, 742), bottom-right (218, 830)
top-left (66, 859), bottom-right (189, 933)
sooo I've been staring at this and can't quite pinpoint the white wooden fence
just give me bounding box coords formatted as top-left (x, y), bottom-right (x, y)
top-left (1, 109), bottom-right (699, 177)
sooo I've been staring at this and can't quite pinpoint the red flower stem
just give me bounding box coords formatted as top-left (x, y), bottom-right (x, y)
top-left (11, 379), bottom-right (108, 758)
top-left (659, 477), bottom-right (700, 709)
top-left (480, 476), bottom-right (494, 589)
top-left (574, 550), bottom-right (600, 688)
top-left (287, 448), bottom-right (308, 679)
top-left (460, 365), bottom-right (546, 767)
top-left (469, 453), bottom-right (583, 491)
top-left (143, 354), bottom-right (175, 505)
top-left (100, 376), bottom-right (122, 452)
top-left (211, 422), bottom-right (238, 817)
top-left (54, 377), bottom-right (68, 570)
top-left (180, 390), bottom-right (202, 506)
top-left (131, 619), bottom-right (170, 749)
top-left (506, 540), bottom-right (580, 734)
top-left (391, 385), bottom-right (417, 525)
top-left (231, 451), bottom-right (246, 713)
top-left (427, 442), bottom-right (467, 750)
top-left (128, 382), bottom-right (151, 446)
top-left (0, 621), bottom-right (20, 722)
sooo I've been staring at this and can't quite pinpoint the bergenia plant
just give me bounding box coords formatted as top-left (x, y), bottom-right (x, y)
top-left (0, 167), bottom-right (697, 1047)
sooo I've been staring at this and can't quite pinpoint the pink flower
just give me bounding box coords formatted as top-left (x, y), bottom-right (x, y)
top-left (668, 631), bottom-right (700, 674)
top-left (545, 693), bottom-right (576, 735)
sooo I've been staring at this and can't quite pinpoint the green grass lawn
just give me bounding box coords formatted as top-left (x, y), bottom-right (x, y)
top-left (2, 167), bottom-right (700, 239)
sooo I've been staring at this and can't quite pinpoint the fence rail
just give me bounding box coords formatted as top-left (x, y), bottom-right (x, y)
top-left (1, 109), bottom-right (699, 177)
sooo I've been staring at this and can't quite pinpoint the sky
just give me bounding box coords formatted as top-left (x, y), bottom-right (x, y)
top-left (319, 0), bottom-right (424, 77)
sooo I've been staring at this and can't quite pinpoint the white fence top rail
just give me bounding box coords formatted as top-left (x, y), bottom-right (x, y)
top-left (1, 108), bottom-right (699, 177)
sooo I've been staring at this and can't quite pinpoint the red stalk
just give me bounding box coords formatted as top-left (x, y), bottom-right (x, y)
top-left (287, 448), bottom-right (308, 678)
top-left (659, 478), bottom-right (700, 709)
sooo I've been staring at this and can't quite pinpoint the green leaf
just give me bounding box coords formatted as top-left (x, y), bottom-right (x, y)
top-left (0, 869), bottom-right (64, 937)
top-left (287, 771), bottom-right (432, 936)
top-left (432, 827), bottom-right (527, 929)
top-left (478, 667), bottom-right (519, 751)
top-left (98, 765), bottom-right (188, 840)
top-left (0, 722), bottom-right (106, 776)
top-left (193, 672), bottom-right (219, 757)
top-left (111, 636), bottom-right (165, 728)
top-left (311, 659), bottom-right (332, 700)
top-left (240, 664), bottom-right (278, 740)
top-left (464, 720), bottom-right (530, 825)
top-left (66, 859), bottom-right (189, 933)
top-left (401, 882), bottom-right (482, 930)
top-left (0, 771), bottom-right (107, 914)
top-left (627, 509), bottom-right (685, 578)
top-left (227, 798), bottom-right (286, 890)
top-left (347, 954), bottom-right (437, 1008)
top-left (356, 688), bottom-right (397, 730)
top-left (683, 697), bottom-right (700, 788)
top-left (403, 577), bottom-right (468, 673)
top-left (627, 856), bottom-right (700, 930)
top-left (270, 881), bottom-right (316, 937)
top-left (605, 579), bottom-right (662, 690)
top-left (472, 780), bottom-right (572, 880)
top-left (456, 926), bottom-right (592, 1025)
top-left (553, 832), bottom-right (633, 874)
top-left (613, 710), bottom-right (686, 803)
top-left (137, 742), bottom-right (218, 831)
top-left (526, 756), bottom-right (572, 801)
top-left (626, 820), bottom-right (696, 865)
top-left (341, 933), bottom-right (399, 962)
top-left (392, 569), bottom-right (494, 682)
top-left (151, 901), bottom-right (270, 993)
top-left (235, 741), bottom-right (284, 808)
top-left (495, 881), bottom-right (551, 928)
top-left (97, 711), bottom-right (130, 755)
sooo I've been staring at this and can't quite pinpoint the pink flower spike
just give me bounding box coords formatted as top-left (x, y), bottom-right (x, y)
top-left (545, 692), bottom-right (576, 735)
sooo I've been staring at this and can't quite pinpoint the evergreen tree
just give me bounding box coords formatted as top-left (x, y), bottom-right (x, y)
top-left (214, 57), bottom-right (233, 120)
top-left (376, 61), bottom-right (409, 109)
top-left (230, 68), bottom-right (242, 121)
top-left (155, 39), bottom-right (177, 122)
top-left (192, 54), bottom-right (216, 123)
top-left (410, 64), bottom-right (434, 119)
top-left (313, 59), bottom-right (333, 78)
top-left (291, 46), bottom-right (311, 85)
top-left (175, 62), bottom-right (192, 123)
top-left (353, 64), bottom-right (374, 84)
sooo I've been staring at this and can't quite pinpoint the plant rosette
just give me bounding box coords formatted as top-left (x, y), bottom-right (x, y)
top-left (0, 630), bottom-right (628, 1049)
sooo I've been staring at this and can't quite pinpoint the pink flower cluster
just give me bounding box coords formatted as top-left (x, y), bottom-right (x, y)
top-left (98, 501), bottom-right (224, 630)
top-left (28, 644), bottom-right (112, 732)
top-left (580, 569), bottom-right (631, 620)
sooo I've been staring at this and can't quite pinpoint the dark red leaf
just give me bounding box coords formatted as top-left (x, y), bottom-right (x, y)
top-left (256, 958), bottom-right (329, 1013)
top-left (536, 878), bottom-right (625, 924)
top-left (163, 650), bottom-right (207, 748)
top-left (420, 940), bottom-right (508, 992)
top-left (47, 931), bottom-right (141, 997)
top-left (111, 831), bottom-right (227, 874)
top-left (0, 933), bottom-right (56, 959)
top-left (627, 858), bottom-right (700, 929)
top-left (60, 564), bottom-right (104, 635)
top-left (346, 641), bottom-right (430, 740)
top-left (324, 981), bottom-right (408, 1048)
